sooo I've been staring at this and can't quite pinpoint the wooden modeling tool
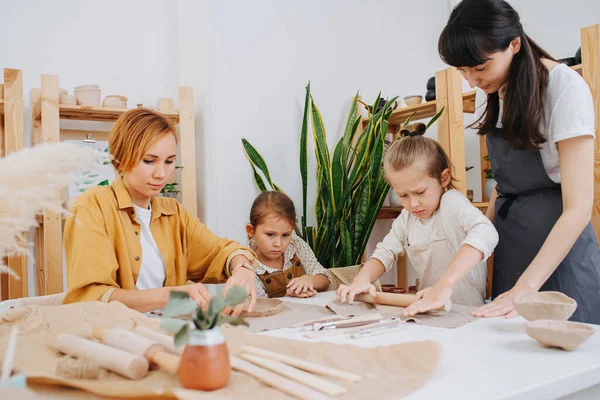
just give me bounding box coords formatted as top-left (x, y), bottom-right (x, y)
top-left (133, 326), bottom-right (183, 355)
top-left (313, 313), bottom-right (384, 331)
top-left (240, 353), bottom-right (347, 396)
top-left (303, 318), bottom-right (402, 339)
top-left (91, 327), bottom-right (180, 374)
top-left (50, 333), bottom-right (149, 380)
top-left (230, 356), bottom-right (332, 400)
top-left (355, 292), bottom-right (452, 312)
top-left (239, 346), bottom-right (361, 383)
top-left (0, 326), bottom-right (18, 382)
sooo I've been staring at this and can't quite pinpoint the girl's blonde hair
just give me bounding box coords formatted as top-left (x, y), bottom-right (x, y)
top-left (109, 108), bottom-right (178, 172)
top-left (384, 131), bottom-right (457, 190)
top-left (249, 191), bottom-right (297, 228)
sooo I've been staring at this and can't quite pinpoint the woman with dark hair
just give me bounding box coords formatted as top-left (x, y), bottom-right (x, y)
top-left (439, 0), bottom-right (600, 323)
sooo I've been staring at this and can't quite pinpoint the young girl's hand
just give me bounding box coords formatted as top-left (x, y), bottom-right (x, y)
top-left (287, 275), bottom-right (317, 296)
top-left (404, 284), bottom-right (452, 317)
top-left (336, 281), bottom-right (377, 304)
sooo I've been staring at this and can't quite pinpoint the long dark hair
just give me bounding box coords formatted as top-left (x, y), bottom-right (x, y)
top-left (438, 0), bottom-right (555, 149)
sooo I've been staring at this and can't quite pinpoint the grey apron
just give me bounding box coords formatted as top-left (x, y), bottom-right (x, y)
top-left (487, 128), bottom-right (600, 323)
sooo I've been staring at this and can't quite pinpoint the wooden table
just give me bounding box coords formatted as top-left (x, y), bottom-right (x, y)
top-left (270, 292), bottom-right (600, 400)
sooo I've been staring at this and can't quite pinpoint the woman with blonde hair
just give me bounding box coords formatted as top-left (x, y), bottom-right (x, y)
top-left (63, 108), bottom-right (258, 315)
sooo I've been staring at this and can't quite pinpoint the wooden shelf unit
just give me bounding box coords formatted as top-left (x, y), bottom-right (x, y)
top-left (31, 74), bottom-right (198, 296)
top-left (0, 68), bottom-right (28, 301)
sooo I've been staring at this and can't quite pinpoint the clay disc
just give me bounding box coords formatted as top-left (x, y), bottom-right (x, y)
top-left (240, 298), bottom-right (285, 318)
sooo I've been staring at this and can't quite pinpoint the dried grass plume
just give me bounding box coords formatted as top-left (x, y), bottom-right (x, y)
top-left (0, 142), bottom-right (110, 275)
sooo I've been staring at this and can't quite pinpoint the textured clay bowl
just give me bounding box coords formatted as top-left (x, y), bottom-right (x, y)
top-left (240, 298), bottom-right (284, 318)
top-left (525, 319), bottom-right (595, 351)
top-left (102, 95), bottom-right (128, 108)
top-left (513, 291), bottom-right (577, 321)
top-left (404, 95), bottom-right (423, 106)
top-left (74, 84), bottom-right (100, 91)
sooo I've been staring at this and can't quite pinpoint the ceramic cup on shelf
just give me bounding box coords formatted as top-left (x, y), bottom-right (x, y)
top-left (404, 95), bottom-right (423, 106)
top-left (59, 94), bottom-right (77, 105)
top-left (102, 95), bottom-right (128, 109)
top-left (74, 85), bottom-right (101, 107)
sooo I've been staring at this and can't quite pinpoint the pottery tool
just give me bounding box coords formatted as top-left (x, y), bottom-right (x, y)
top-left (239, 346), bottom-right (361, 383)
top-left (240, 353), bottom-right (346, 397)
top-left (350, 324), bottom-right (407, 339)
top-left (0, 327), bottom-right (18, 382)
top-left (303, 318), bottom-right (402, 339)
top-left (355, 292), bottom-right (452, 312)
top-left (314, 313), bottom-right (384, 331)
top-left (50, 333), bottom-right (149, 380)
top-left (133, 326), bottom-right (183, 355)
top-left (230, 356), bottom-right (332, 400)
top-left (289, 315), bottom-right (350, 332)
top-left (91, 327), bottom-right (180, 374)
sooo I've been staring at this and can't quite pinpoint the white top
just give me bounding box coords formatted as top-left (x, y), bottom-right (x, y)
top-left (249, 232), bottom-right (331, 298)
top-left (133, 203), bottom-right (166, 290)
top-left (476, 63), bottom-right (596, 183)
top-left (371, 190), bottom-right (498, 285)
top-left (275, 292), bottom-right (600, 400)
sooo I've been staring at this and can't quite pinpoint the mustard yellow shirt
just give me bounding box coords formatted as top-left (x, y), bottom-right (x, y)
top-left (63, 178), bottom-right (255, 304)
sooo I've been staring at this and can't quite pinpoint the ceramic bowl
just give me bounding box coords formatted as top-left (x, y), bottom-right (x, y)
top-left (75, 88), bottom-right (101, 107)
top-left (74, 84), bottom-right (100, 91)
top-left (102, 95), bottom-right (128, 108)
top-left (513, 291), bottom-right (577, 321)
top-left (404, 95), bottom-right (423, 106)
top-left (58, 88), bottom-right (68, 96)
top-left (525, 319), bottom-right (595, 351)
top-left (59, 94), bottom-right (77, 105)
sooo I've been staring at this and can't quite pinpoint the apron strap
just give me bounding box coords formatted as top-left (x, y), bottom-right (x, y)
top-left (497, 185), bottom-right (561, 220)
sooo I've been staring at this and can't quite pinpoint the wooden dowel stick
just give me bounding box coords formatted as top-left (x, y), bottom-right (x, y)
top-left (133, 326), bottom-right (182, 355)
top-left (240, 353), bottom-right (346, 396)
top-left (239, 346), bottom-right (361, 383)
top-left (51, 333), bottom-right (149, 380)
top-left (230, 356), bottom-right (332, 400)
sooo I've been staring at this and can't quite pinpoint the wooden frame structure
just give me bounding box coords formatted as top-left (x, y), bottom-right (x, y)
top-left (32, 75), bottom-right (198, 296)
top-left (0, 68), bottom-right (27, 301)
top-left (371, 23), bottom-right (600, 296)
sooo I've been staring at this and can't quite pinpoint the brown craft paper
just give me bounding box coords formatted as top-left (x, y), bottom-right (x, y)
top-left (0, 302), bottom-right (443, 399)
top-left (327, 300), bottom-right (478, 329)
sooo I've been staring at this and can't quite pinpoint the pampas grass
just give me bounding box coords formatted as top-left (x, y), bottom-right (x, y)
top-left (0, 142), bottom-right (110, 276)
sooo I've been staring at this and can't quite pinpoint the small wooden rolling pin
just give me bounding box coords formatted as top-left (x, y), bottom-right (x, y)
top-left (92, 327), bottom-right (180, 374)
top-left (133, 326), bottom-right (183, 355)
top-left (51, 333), bottom-right (149, 380)
top-left (354, 292), bottom-right (452, 312)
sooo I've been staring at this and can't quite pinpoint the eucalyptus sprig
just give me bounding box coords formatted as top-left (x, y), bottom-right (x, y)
top-left (159, 286), bottom-right (249, 347)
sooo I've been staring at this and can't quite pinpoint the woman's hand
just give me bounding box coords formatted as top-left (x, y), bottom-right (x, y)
top-left (404, 284), bottom-right (452, 317)
top-left (287, 275), bottom-right (317, 296)
top-left (169, 283), bottom-right (211, 311)
top-left (336, 280), bottom-right (377, 304)
top-left (471, 284), bottom-right (535, 318)
top-left (223, 262), bottom-right (257, 316)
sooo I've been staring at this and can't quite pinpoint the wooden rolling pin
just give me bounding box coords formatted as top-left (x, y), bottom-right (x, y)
top-left (51, 333), bottom-right (149, 380)
top-left (92, 327), bottom-right (180, 374)
top-left (133, 326), bottom-right (183, 355)
top-left (354, 292), bottom-right (452, 312)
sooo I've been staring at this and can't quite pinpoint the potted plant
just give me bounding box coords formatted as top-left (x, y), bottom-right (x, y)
top-left (160, 287), bottom-right (248, 391)
top-left (483, 155), bottom-right (496, 200)
top-left (159, 182), bottom-right (179, 199)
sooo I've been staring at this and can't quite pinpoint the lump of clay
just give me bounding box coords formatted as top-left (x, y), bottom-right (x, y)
top-left (240, 298), bottom-right (285, 318)
top-left (513, 291), bottom-right (577, 321)
top-left (525, 320), bottom-right (595, 351)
